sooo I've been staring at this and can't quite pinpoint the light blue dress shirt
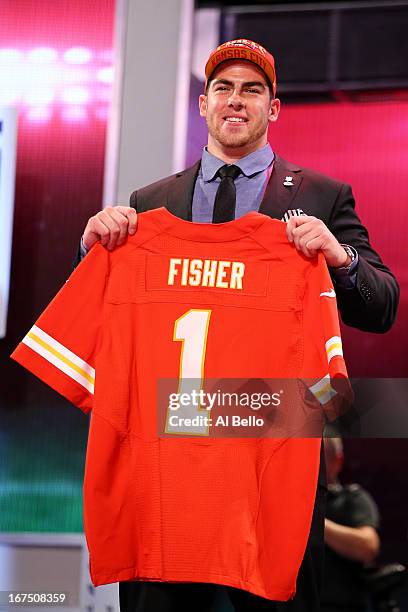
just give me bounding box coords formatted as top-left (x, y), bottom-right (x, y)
top-left (192, 144), bottom-right (274, 223)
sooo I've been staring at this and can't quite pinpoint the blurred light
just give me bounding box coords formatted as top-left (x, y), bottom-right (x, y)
top-left (24, 88), bottom-right (55, 106)
top-left (23, 64), bottom-right (59, 98)
top-left (61, 87), bottom-right (90, 104)
top-left (0, 46), bottom-right (113, 118)
top-left (0, 61), bottom-right (23, 103)
top-left (62, 106), bottom-right (87, 121)
top-left (94, 107), bottom-right (109, 122)
top-left (63, 67), bottom-right (90, 84)
top-left (28, 47), bottom-right (57, 63)
top-left (27, 107), bottom-right (52, 122)
top-left (63, 47), bottom-right (92, 64)
top-left (96, 67), bottom-right (114, 84)
top-left (0, 49), bottom-right (23, 64)
top-left (95, 87), bottom-right (111, 102)
top-left (98, 49), bottom-right (113, 63)
top-left (0, 85), bottom-right (21, 105)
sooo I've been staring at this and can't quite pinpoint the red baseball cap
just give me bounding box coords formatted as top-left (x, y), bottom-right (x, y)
top-left (205, 39), bottom-right (276, 96)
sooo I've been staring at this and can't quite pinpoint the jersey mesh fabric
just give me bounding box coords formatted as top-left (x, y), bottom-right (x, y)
top-left (11, 208), bottom-right (348, 601)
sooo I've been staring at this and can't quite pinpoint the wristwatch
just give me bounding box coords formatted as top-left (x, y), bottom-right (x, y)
top-left (339, 244), bottom-right (356, 271)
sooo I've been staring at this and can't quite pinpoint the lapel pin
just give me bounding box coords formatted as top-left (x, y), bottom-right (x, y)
top-left (283, 176), bottom-right (294, 187)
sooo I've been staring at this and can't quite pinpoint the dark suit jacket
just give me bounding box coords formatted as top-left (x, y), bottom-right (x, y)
top-left (129, 155), bottom-right (399, 334)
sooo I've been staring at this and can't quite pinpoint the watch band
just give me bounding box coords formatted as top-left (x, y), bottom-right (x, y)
top-left (339, 244), bottom-right (356, 271)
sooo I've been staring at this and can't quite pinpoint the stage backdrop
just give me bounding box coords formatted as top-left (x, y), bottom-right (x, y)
top-left (0, 0), bottom-right (114, 532)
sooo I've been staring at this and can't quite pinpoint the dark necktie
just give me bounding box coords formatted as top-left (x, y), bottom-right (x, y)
top-left (212, 164), bottom-right (241, 223)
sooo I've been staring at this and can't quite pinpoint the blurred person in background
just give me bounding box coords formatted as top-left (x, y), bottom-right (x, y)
top-left (322, 432), bottom-right (380, 612)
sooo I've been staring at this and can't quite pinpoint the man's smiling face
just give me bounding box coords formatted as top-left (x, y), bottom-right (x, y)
top-left (199, 60), bottom-right (280, 161)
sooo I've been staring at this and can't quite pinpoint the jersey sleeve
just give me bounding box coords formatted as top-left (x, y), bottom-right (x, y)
top-left (11, 244), bottom-right (109, 414)
top-left (302, 253), bottom-right (352, 422)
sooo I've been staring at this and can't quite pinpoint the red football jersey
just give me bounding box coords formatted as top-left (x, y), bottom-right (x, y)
top-left (12, 208), bottom-right (347, 601)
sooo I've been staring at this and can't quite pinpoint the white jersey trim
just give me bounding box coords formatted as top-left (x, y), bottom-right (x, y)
top-left (325, 336), bottom-right (343, 363)
top-left (309, 374), bottom-right (337, 406)
top-left (22, 325), bottom-right (95, 394)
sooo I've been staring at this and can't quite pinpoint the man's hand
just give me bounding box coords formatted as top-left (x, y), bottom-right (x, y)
top-left (82, 206), bottom-right (137, 251)
top-left (286, 215), bottom-right (350, 268)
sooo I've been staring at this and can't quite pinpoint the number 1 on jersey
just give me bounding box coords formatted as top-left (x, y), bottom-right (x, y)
top-left (166, 309), bottom-right (212, 435)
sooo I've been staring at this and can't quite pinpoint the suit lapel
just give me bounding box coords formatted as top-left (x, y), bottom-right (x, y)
top-left (166, 161), bottom-right (200, 221)
top-left (165, 155), bottom-right (304, 222)
top-left (259, 155), bottom-right (303, 220)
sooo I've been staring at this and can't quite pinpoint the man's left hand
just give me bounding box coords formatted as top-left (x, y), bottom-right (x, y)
top-left (286, 215), bottom-right (350, 268)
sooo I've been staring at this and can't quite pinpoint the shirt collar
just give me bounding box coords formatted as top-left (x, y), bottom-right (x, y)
top-left (201, 143), bottom-right (274, 182)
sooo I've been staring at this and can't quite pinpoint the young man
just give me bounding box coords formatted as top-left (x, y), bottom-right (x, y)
top-left (76, 39), bottom-right (398, 611)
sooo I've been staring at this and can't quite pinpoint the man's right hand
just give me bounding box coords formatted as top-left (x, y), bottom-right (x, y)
top-left (82, 206), bottom-right (138, 252)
